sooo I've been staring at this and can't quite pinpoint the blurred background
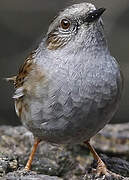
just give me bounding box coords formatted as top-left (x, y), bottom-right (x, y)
top-left (0, 0), bottom-right (129, 126)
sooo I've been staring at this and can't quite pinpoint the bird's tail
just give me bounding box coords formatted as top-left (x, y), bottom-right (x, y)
top-left (4, 76), bottom-right (16, 84)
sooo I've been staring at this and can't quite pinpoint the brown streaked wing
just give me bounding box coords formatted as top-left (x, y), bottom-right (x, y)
top-left (15, 51), bottom-right (35, 89)
top-left (14, 51), bottom-right (35, 118)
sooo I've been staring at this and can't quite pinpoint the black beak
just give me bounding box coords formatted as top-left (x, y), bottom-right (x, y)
top-left (85, 8), bottom-right (106, 23)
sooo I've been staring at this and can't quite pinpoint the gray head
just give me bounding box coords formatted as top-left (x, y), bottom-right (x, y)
top-left (46, 3), bottom-right (106, 51)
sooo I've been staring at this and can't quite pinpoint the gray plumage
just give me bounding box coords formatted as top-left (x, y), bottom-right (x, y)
top-left (16, 3), bottom-right (123, 145)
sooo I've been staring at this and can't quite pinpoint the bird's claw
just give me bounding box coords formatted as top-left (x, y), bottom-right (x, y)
top-left (97, 160), bottom-right (108, 175)
top-left (92, 160), bottom-right (110, 177)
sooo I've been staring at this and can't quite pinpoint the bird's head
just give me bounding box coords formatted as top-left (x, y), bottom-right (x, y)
top-left (46, 3), bottom-right (106, 51)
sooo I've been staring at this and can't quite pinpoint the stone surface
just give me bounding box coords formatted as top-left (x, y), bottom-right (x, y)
top-left (0, 124), bottom-right (129, 179)
top-left (2, 171), bottom-right (62, 180)
top-left (91, 123), bottom-right (129, 154)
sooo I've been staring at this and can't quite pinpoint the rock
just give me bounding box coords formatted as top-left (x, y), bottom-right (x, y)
top-left (91, 123), bottom-right (129, 154)
top-left (0, 125), bottom-right (129, 179)
top-left (2, 171), bottom-right (62, 180)
top-left (83, 173), bottom-right (128, 180)
top-left (100, 154), bottom-right (129, 177)
top-left (0, 154), bottom-right (18, 177)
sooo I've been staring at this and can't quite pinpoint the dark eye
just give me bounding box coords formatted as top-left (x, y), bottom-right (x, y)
top-left (60, 19), bottom-right (71, 29)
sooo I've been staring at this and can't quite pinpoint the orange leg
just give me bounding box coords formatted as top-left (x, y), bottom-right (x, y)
top-left (84, 141), bottom-right (108, 175)
top-left (25, 138), bottom-right (41, 171)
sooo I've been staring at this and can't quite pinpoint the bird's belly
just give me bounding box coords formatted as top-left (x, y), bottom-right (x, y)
top-left (20, 61), bottom-right (121, 144)
top-left (21, 91), bottom-right (119, 144)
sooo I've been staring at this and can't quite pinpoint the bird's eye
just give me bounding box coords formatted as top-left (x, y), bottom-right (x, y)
top-left (60, 19), bottom-right (71, 30)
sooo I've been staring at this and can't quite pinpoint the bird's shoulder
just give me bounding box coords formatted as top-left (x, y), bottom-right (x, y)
top-left (12, 51), bottom-right (45, 100)
top-left (15, 52), bottom-right (35, 89)
top-left (12, 51), bottom-right (46, 118)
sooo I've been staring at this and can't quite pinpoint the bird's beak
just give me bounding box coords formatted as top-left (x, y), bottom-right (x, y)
top-left (85, 8), bottom-right (106, 23)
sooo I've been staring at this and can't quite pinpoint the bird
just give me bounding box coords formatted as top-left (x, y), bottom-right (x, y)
top-left (7, 2), bottom-right (123, 176)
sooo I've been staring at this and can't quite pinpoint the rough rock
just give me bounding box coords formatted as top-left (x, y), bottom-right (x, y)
top-left (2, 171), bottom-right (62, 180)
top-left (0, 124), bottom-right (129, 180)
top-left (91, 123), bottom-right (129, 154)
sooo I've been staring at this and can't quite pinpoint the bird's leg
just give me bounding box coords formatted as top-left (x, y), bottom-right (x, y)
top-left (25, 138), bottom-right (41, 171)
top-left (84, 140), bottom-right (108, 176)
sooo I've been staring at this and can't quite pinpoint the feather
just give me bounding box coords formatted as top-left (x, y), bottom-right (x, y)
top-left (13, 87), bottom-right (24, 99)
top-left (4, 76), bottom-right (16, 83)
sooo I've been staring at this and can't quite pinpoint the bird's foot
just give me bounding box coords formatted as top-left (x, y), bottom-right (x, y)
top-left (24, 166), bottom-right (31, 172)
top-left (92, 160), bottom-right (122, 179)
top-left (95, 159), bottom-right (109, 176)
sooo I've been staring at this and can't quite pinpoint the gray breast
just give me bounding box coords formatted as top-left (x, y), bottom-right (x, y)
top-left (25, 51), bottom-right (122, 144)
